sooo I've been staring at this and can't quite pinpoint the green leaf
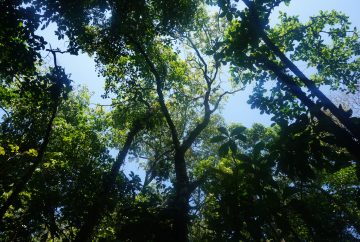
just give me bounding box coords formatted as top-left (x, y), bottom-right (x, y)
top-left (26, 149), bottom-right (38, 157)
top-left (236, 153), bottom-right (251, 163)
top-left (219, 143), bottom-right (230, 157)
top-left (230, 126), bottom-right (246, 137)
top-left (253, 141), bottom-right (265, 155)
top-left (229, 140), bottom-right (237, 154)
top-left (210, 135), bottom-right (227, 143)
top-left (235, 134), bottom-right (247, 142)
top-left (218, 126), bottom-right (229, 136)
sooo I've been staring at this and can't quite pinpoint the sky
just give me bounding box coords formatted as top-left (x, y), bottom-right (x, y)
top-left (36, 0), bottom-right (360, 176)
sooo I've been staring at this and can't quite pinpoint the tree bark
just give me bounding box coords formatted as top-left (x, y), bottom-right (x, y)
top-left (172, 150), bottom-right (190, 242)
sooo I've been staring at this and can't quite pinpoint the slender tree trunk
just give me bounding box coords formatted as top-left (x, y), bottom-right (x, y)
top-left (264, 60), bottom-right (360, 160)
top-left (173, 150), bottom-right (190, 242)
top-left (74, 121), bottom-right (143, 242)
top-left (0, 99), bottom-right (59, 220)
top-left (129, 36), bottom-right (216, 241)
top-left (243, 0), bottom-right (360, 141)
top-left (0, 51), bottom-right (68, 219)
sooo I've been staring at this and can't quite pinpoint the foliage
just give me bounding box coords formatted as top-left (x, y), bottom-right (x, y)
top-left (0, 0), bottom-right (359, 241)
top-left (0, 0), bottom-right (46, 78)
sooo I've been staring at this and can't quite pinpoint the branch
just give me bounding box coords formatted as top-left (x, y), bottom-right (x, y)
top-left (210, 88), bottom-right (242, 113)
top-left (210, 62), bottom-right (220, 83)
top-left (46, 47), bottom-right (69, 68)
top-left (181, 112), bottom-right (211, 153)
top-left (127, 36), bottom-right (181, 150)
top-left (180, 37), bottom-right (228, 152)
top-left (0, 106), bottom-right (9, 118)
top-left (242, 0), bottom-right (360, 141)
top-left (75, 117), bottom-right (146, 242)
top-left (186, 36), bottom-right (211, 85)
top-left (263, 58), bottom-right (360, 160)
top-left (142, 149), bottom-right (173, 188)
top-left (91, 103), bottom-right (115, 107)
top-left (187, 167), bottom-right (216, 195)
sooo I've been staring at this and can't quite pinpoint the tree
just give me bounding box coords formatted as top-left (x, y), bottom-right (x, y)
top-left (195, 122), bottom-right (359, 241)
top-left (211, 0), bottom-right (360, 160)
top-left (1, 0), bottom-right (359, 241)
top-left (0, 57), bottom-right (71, 220)
top-left (0, 0), bottom-right (46, 78)
top-left (35, 3), bottom-right (239, 240)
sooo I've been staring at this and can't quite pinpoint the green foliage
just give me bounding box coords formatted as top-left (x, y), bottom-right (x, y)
top-left (195, 122), bottom-right (359, 241)
top-left (269, 10), bottom-right (360, 92)
top-left (0, 0), bottom-right (46, 78)
top-left (0, 0), bottom-right (359, 241)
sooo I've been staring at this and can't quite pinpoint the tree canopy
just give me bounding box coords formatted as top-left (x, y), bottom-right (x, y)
top-left (1, 0), bottom-right (359, 241)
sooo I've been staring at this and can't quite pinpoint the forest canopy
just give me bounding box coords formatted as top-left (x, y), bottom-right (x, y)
top-left (0, 0), bottom-right (359, 241)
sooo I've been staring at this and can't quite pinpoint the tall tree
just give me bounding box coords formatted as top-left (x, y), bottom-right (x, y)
top-left (0, 0), bottom-right (46, 78)
top-left (211, 0), bottom-right (360, 160)
top-left (195, 123), bottom-right (359, 241)
top-left (1, 1), bottom-right (359, 241)
top-left (0, 56), bottom-right (71, 219)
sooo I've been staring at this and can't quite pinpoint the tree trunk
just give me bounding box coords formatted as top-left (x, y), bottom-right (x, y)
top-left (264, 60), bottom-right (360, 160)
top-left (0, 98), bottom-right (59, 220)
top-left (74, 121), bottom-right (143, 242)
top-left (243, 0), bottom-right (360, 142)
top-left (173, 150), bottom-right (190, 242)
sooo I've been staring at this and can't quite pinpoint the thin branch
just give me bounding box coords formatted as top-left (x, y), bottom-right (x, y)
top-left (180, 37), bottom-right (227, 152)
top-left (90, 103), bottom-right (115, 107)
top-left (127, 36), bottom-right (181, 150)
top-left (0, 106), bottom-right (9, 117)
top-left (45, 47), bottom-right (69, 68)
top-left (186, 36), bottom-right (211, 85)
top-left (320, 30), bottom-right (356, 35)
top-left (210, 62), bottom-right (220, 83)
top-left (142, 147), bottom-right (174, 188)
top-left (210, 88), bottom-right (243, 113)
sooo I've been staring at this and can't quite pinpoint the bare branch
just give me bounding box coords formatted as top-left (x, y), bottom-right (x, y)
top-left (186, 36), bottom-right (211, 85)
top-left (210, 88), bottom-right (243, 113)
top-left (46, 47), bottom-right (69, 68)
top-left (91, 103), bottom-right (114, 107)
top-left (0, 106), bottom-right (9, 118)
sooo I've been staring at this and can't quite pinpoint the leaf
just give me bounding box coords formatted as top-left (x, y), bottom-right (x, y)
top-left (229, 140), bottom-right (237, 154)
top-left (0, 146), bottom-right (5, 155)
top-left (253, 141), bottom-right (265, 156)
top-left (26, 149), bottom-right (38, 157)
top-left (219, 143), bottom-right (230, 157)
top-left (320, 130), bottom-right (348, 148)
top-left (218, 126), bottom-right (229, 136)
top-left (230, 126), bottom-right (246, 137)
top-left (9, 144), bottom-right (19, 153)
top-left (236, 153), bottom-right (251, 163)
top-left (210, 135), bottom-right (227, 143)
top-left (235, 134), bottom-right (247, 142)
